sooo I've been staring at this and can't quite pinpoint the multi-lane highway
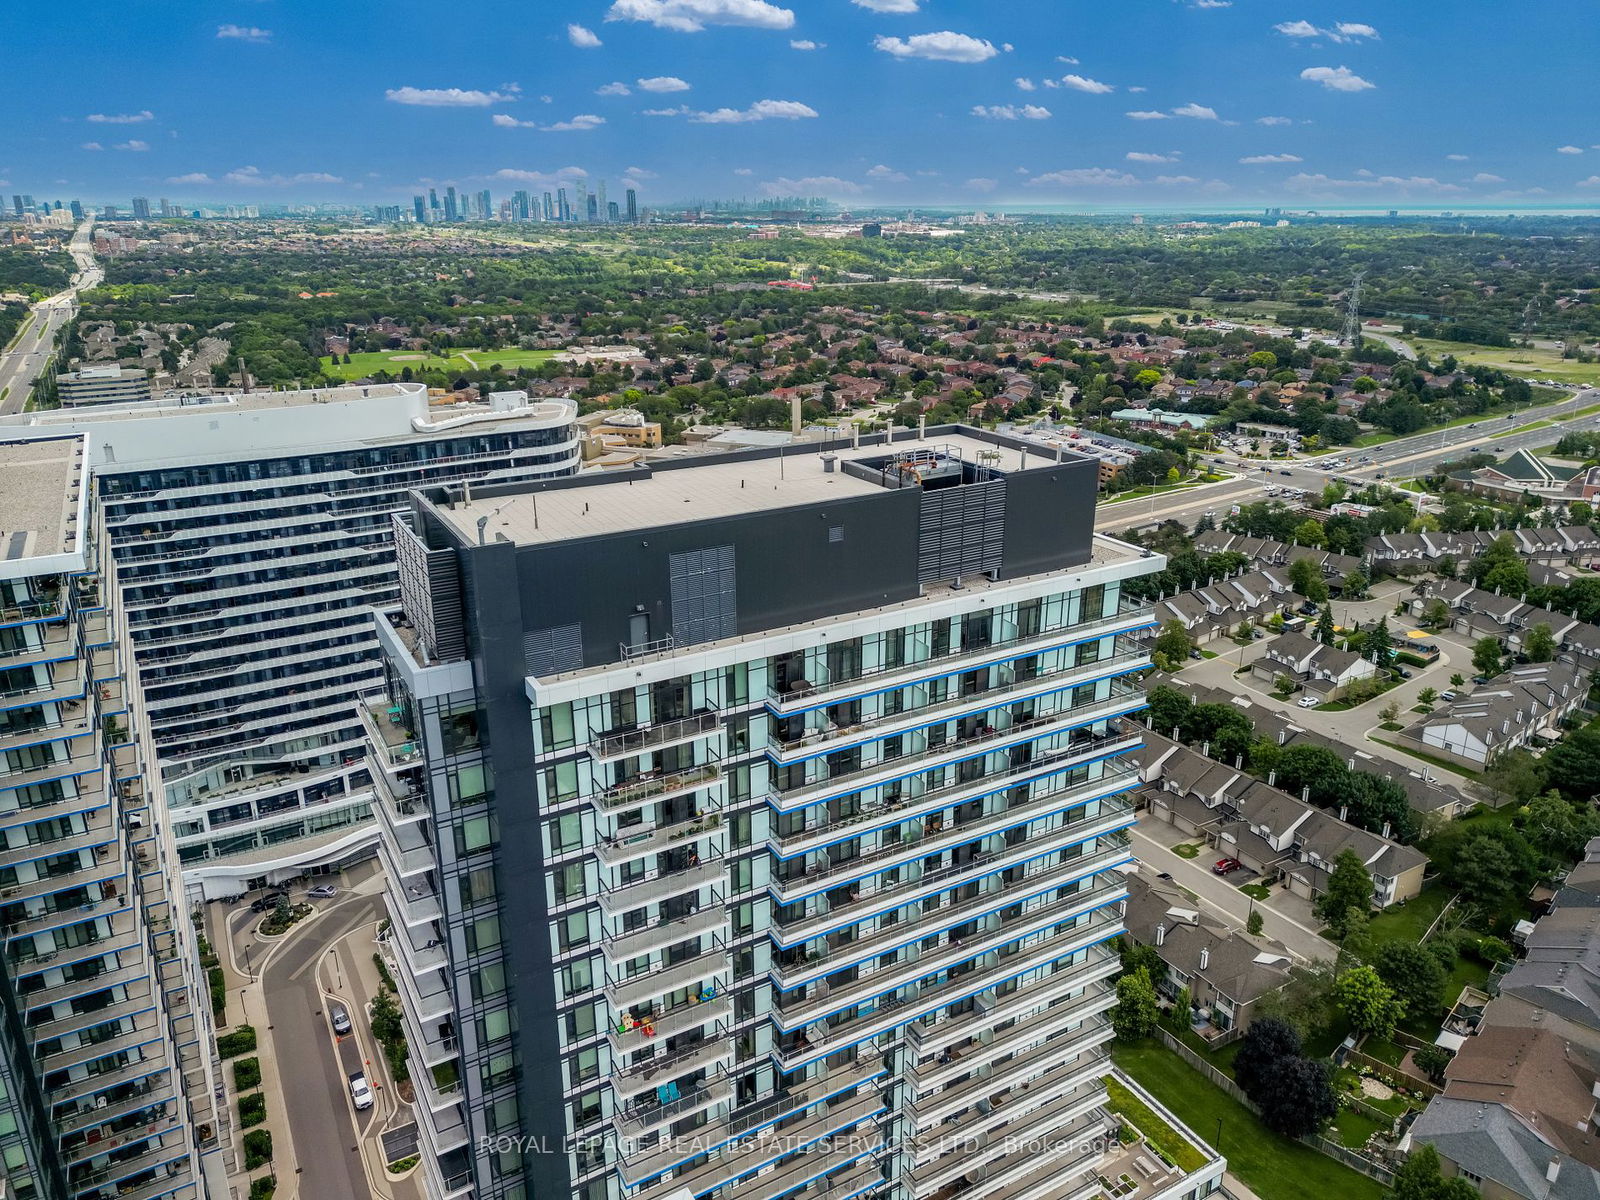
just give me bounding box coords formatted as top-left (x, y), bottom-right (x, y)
top-left (0, 220), bottom-right (100, 415)
top-left (1095, 385), bottom-right (1600, 534)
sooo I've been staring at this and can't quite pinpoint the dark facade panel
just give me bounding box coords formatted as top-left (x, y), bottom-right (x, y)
top-left (997, 456), bottom-right (1099, 579)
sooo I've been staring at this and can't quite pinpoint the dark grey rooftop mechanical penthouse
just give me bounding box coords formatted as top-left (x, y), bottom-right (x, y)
top-left (397, 427), bottom-right (1102, 674)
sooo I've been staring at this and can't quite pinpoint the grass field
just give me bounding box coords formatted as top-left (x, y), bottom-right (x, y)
top-left (320, 348), bottom-right (559, 380)
top-left (1113, 1041), bottom-right (1386, 1200)
top-left (1407, 336), bottom-right (1600, 387)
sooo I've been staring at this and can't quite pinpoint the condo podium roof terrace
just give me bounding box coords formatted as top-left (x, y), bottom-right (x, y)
top-left (363, 424), bottom-right (1184, 1200)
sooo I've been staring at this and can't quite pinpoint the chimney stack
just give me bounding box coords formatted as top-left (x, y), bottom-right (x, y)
top-left (1155, 923), bottom-right (1166, 946)
top-left (1200, 947), bottom-right (1210, 970)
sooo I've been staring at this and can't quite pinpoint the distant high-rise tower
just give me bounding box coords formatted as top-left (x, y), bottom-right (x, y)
top-left (513, 189), bottom-right (530, 220)
top-left (10, 195), bottom-right (21, 216)
top-left (131, 196), bottom-right (151, 219)
top-left (557, 187), bottom-right (570, 221)
top-left (586, 193), bottom-right (598, 221)
top-left (413, 194), bottom-right (427, 223)
top-left (543, 191), bottom-right (554, 221)
top-left (607, 201), bottom-right (619, 222)
top-left (626, 187), bottom-right (638, 223)
top-left (69, 199), bottom-right (83, 220)
top-left (597, 179), bottom-right (607, 221)
top-left (477, 189), bottom-right (492, 221)
top-left (21, 195), bottom-right (34, 214)
top-left (573, 180), bottom-right (587, 222)
top-left (444, 186), bottom-right (458, 221)
top-left (428, 187), bottom-right (440, 219)
top-left (158, 196), bottom-right (173, 217)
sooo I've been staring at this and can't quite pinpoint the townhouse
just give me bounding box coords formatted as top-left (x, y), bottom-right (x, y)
top-left (1404, 661), bottom-right (1588, 768)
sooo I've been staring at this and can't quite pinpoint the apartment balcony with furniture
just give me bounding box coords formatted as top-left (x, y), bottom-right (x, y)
top-left (597, 857), bottom-right (725, 917)
top-left (592, 760), bottom-right (725, 817)
top-left (602, 906), bottom-right (729, 965)
top-left (604, 948), bottom-right (729, 1012)
top-left (588, 708), bottom-right (724, 763)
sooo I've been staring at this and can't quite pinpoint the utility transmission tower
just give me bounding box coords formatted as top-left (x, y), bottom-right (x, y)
top-left (1341, 270), bottom-right (1366, 348)
top-left (1521, 296), bottom-right (1541, 340)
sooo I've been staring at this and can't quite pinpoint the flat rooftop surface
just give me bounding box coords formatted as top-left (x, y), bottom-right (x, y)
top-left (0, 436), bottom-right (85, 561)
top-left (15, 381), bottom-right (424, 425)
top-left (441, 432), bottom-right (1067, 547)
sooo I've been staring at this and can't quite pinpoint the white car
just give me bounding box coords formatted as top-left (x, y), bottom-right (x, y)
top-left (348, 1071), bottom-right (374, 1111)
top-left (1296, 696), bottom-right (1319, 709)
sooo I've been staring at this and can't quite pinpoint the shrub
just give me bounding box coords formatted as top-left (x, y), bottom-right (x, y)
top-left (1475, 935), bottom-right (1513, 964)
top-left (217, 1026), bottom-right (257, 1058)
top-left (238, 1092), bottom-right (267, 1129)
top-left (208, 966), bottom-right (226, 1020)
top-left (233, 1057), bottom-right (262, 1091)
top-left (243, 1129), bottom-right (273, 1170)
top-left (249, 1179), bottom-right (276, 1200)
top-left (373, 952), bottom-right (397, 992)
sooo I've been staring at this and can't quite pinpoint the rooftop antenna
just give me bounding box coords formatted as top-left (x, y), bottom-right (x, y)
top-left (1340, 270), bottom-right (1366, 349)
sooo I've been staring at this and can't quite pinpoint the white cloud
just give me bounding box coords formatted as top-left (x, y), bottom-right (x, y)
top-left (492, 114), bottom-right (538, 128)
top-left (874, 31), bottom-right (997, 62)
top-left (596, 82), bottom-right (632, 96)
top-left (1578, 176), bottom-right (1600, 188)
top-left (733, 167), bottom-right (754, 175)
top-left (1126, 152), bottom-right (1178, 163)
top-left (1126, 110), bottom-right (1168, 120)
top-left (966, 177), bottom-right (998, 192)
top-left (852, 0), bottom-right (920, 9)
top-left (1059, 74), bottom-right (1113, 94)
top-left (1299, 66), bottom-right (1376, 91)
top-left (625, 166), bottom-right (658, 178)
top-left (115, 140), bottom-right (149, 152)
top-left (1276, 20), bottom-right (1378, 41)
top-left (690, 98), bottom-right (818, 123)
top-left (1027, 167), bottom-right (1138, 187)
top-left (492, 167), bottom-right (587, 185)
top-left (1001, 43), bottom-right (1013, 52)
top-left (638, 76), bottom-right (691, 92)
top-left (80, 142), bottom-right (103, 151)
top-left (866, 164), bottom-right (909, 181)
top-left (1055, 56), bottom-right (1079, 64)
top-left (971, 104), bottom-right (1051, 120)
top-left (643, 105), bottom-right (691, 116)
top-left (220, 166), bottom-right (344, 186)
top-left (1256, 115), bottom-right (1291, 126)
top-left (1471, 173), bottom-right (1505, 183)
top-left (1445, 154), bottom-right (1469, 161)
top-left (605, 0), bottom-right (795, 32)
top-left (1558, 145), bottom-right (1585, 155)
top-left (1127, 86), bottom-right (1147, 93)
top-left (1015, 77), bottom-right (1036, 91)
top-left (567, 23), bottom-right (602, 47)
top-left (1173, 102), bottom-right (1218, 120)
top-left (86, 110), bottom-right (153, 124)
top-left (166, 172), bottom-right (212, 185)
top-left (217, 24), bottom-right (271, 42)
top-left (1239, 153), bottom-right (1302, 164)
top-left (790, 39), bottom-right (822, 49)
top-left (1284, 172), bottom-right (1463, 194)
top-left (758, 175), bottom-right (862, 196)
top-left (1191, 0), bottom-right (1231, 7)
top-left (1153, 175), bottom-right (1200, 184)
top-left (544, 114), bottom-right (606, 131)
top-left (386, 86), bottom-right (515, 107)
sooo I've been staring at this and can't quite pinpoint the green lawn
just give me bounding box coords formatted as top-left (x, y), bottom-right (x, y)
top-left (1366, 737), bottom-right (1481, 780)
top-left (1408, 336), bottom-right (1600, 387)
top-left (1239, 883), bottom-right (1272, 901)
top-left (1330, 1107), bottom-right (1388, 1149)
top-left (1173, 844), bottom-right (1201, 859)
top-left (320, 348), bottom-right (559, 380)
top-left (1364, 887), bottom-right (1450, 946)
top-left (1113, 1041), bottom-right (1386, 1200)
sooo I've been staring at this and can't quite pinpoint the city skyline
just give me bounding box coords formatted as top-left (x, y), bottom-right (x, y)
top-left (3, 1), bottom-right (1598, 208)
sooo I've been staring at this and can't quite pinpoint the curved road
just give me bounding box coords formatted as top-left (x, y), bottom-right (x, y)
top-left (0, 220), bottom-right (100, 414)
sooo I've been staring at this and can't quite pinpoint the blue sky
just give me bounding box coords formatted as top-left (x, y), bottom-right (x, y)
top-left (4, 0), bottom-right (1598, 210)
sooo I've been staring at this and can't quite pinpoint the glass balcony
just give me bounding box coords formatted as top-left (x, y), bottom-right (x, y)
top-left (592, 761), bottom-right (724, 816)
top-left (588, 708), bottom-right (722, 763)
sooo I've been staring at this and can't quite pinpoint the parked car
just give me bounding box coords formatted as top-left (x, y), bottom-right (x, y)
top-left (1213, 857), bottom-right (1242, 875)
top-left (307, 884), bottom-right (338, 899)
top-left (348, 1071), bottom-right (374, 1111)
top-left (1250, 629), bottom-right (1263, 640)
top-left (329, 1001), bottom-right (352, 1036)
top-left (1297, 602), bottom-right (1319, 616)
top-left (1440, 691), bottom-right (1457, 702)
top-left (1297, 695), bottom-right (1320, 709)
top-left (250, 892), bottom-right (286, 914)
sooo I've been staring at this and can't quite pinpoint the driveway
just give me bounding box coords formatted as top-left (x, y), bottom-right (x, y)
top-left (261, 893), bottom-right (385, 1200)
top-left (1132, 821), bottom-right (1334, 963)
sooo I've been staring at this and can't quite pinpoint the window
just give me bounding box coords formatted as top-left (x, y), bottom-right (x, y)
top-left (549, 813), bottom-right (583, 854)
top-left (573, 1047), bottom-right (600, 1085)
top-left (459, 865), bottom-right (497, 908)
top-left (467, 915), bottom-right (502, 954)
top-left (554, 862), bottom-right (587, 904)
top-left (449, 762), bottom-right (489, 806)
top-left (472, 963), bottom-right (508, 1002)
top-left (455, 816), bottom-right (494, 856)
top-left (560, 958), bottom-right (594, 998)
top-left (481, 1007), bottom-right (512, 1044)
top-left (559, 910), bottom-right (591, 951)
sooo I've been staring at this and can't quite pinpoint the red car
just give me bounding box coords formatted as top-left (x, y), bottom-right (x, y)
top-left (1213, 857), bottom-right (1242, 875)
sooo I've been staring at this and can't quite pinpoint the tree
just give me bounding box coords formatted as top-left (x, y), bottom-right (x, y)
top-left (1235, 619), bottom-right (1255, 643)
top-left (1366, 616), bottom-right (1394, 667)
top-left (1247, 909), bottom-right (1264, 936)
top-left (1273, 673), bottom-right (1296, 699)
top-left (1419, 598), bottom-right (1451, 630)
top-left (1373, 942), bottom-right (1447, 1022)
top-left (1543, 727), bottom-right (1600, 805)
top-left (1390, 1143), bottom-right (1480, 1200)
top-left (1379, 700), bottom-right (1401, 724)
top-left (1254, 960), bottom-right (1338, 1040)
top-left (1112, 967), bottom-right (1160, 1042)
top-left (1293, 519), bottom-right (1325, 548)
top-left (1523, 789), bottom-right (1600, 863)
top-left (1335, 965), bottom-right (1406, 1038)
top-left (1314, 605), bottom-right (1336, 647)
top-left (1146, 685), bottom-right (1193, 738)
top-left (1289, 557), bottom-right (1329, 604)
top-left (1153, 620), bottom-right (1194, 670)
top-left (1341, 570), bottom-right (1370, 600)
top-left (1525, 622), bottom-right (1556, 663)
top-left (1314, 849), bottom-right (1373, 940)
top-left (1119, 937), bottom-right (1166, 982)
top-left (1449, 672), bottom-right (1465, 688)
top-left (1233, 1017), bottom-right (1302, 1099)
top-left (1256, 1055), bottom-right (1339, 1138)
top-left (1430, 822), bottom-right (1539, 909)
top-left (1471, 635), bottom-right (1504, 679)
top-left (1417, 686), bottom-right (1438, 709)
top-left (1411, 1044), bottom-right (1454, 1085)
top-left (1482, 748), bottom-right (1543, 804)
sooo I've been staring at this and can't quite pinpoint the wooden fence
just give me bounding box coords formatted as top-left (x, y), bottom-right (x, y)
top-left (1155, 1029), bottom-right (1398, 1187)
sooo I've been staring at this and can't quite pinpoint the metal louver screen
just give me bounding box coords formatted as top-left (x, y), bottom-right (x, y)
top-left (917, 479), bottom-right (1006, 584)
top-left (670, 545), bottom-right (737, 647)
top-left (525, 623), bottom-right (584, 677)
